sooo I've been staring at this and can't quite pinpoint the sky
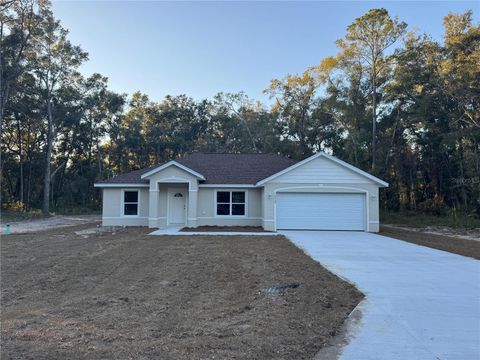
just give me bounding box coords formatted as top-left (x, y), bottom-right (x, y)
top-left (52, 1), bottom-right (478, 102)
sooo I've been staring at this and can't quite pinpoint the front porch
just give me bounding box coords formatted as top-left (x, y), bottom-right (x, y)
top-left (148, 181), bottom-right (198, 229)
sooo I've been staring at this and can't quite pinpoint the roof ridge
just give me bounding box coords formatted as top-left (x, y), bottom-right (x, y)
top-left (189, 152), bottom-right (286, 155)
top-left (95, 152), bottom-right (298, 185)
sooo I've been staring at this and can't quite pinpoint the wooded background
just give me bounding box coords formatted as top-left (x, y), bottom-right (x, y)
top-left (1, 1), bottom-right (479, 217)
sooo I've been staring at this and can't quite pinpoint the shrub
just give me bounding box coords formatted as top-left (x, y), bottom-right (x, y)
top-left (417, 195), bottom-right (447, 216)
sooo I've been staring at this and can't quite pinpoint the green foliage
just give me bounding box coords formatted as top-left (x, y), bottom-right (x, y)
top-left (382, 210), bottom-right (480, 229)
top-left (316, 8), bottom-right (408, 171)
top-left (0, 208), bottom-right (47, 223)
top-left (1, 4), bottom-right (478, 224)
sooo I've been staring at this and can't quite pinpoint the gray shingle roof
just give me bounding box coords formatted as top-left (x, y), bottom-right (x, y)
top-left (96, 153), bottom-right (297, 185)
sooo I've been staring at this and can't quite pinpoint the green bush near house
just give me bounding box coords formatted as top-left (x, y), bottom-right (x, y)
top-left (381, 210), bottom-right (480, 230)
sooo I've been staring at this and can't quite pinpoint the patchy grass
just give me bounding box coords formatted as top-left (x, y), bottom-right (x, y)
top-left (51, 207), bottom-right (101, 216)
top-left (381, 210), bottom-right (480, 230)
top-left (1, 225), bottom-right (362, 360)
top-left (0, 208), bottom-right (100, 225)
top-left (380, 225), bottom-right (480, 260)
top-left (0, 209), bottom-right (49, 224)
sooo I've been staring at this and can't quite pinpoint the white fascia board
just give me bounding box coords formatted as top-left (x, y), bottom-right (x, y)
top-left (94, 183), bottom-right (149, 188)
top-left (140, 161), bottom-right (206, 180)
top-left (255, 152), bottom-right (389, 187)
top-left (198, 184), bottom-right (257, 188)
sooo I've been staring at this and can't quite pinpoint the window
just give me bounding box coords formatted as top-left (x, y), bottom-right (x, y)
top-left (216, 191), bottom-right (246, 216)
top-left (123, 190), bottom-right (139, 216)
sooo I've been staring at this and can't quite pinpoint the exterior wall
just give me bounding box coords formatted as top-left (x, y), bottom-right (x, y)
top-left (262, 182), bottom-right (380, 232)
top-left (196, 187), bottom-right (262, 227)
top-left (145, 166), bottom-right (199, 228)
top-left (101, 188), bottom-right (149, 226)
top-left (271, 156), bottom-right (373, 184)
top-left (261, 156), bottom-right (382, 232)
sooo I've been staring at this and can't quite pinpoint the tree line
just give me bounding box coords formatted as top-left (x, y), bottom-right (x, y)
top-left (1, 1), bottom-right (479, 216)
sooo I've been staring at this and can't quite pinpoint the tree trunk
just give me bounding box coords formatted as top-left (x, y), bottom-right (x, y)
top-left (458, 141), bottom-right (468, 209)
top-left (16, 115), bottom-right (24, 206)
top-left (97, 142), bottom-right (103, 175)
top-left (42, 99), bottom-right (54, 214)
top-left (0, 20), bottom-right (4, 189)
top-left (371, 76), bottom-right (377, 172)
top-left (26, 123), bottom-right (32, 208)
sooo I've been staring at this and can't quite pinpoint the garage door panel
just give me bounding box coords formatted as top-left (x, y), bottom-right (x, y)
top-left (276, 193), bottom-right (365, 230)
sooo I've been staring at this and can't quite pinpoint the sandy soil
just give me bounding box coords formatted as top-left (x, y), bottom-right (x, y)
top-left (181, 225), bottom-right (271, 233)
top-left (1, 225), bottom-right (362, 360)
top-left (381, 225), bottom-right (480, 260)
top-left (0, 215), bottom-right (100, 234)
top-left (383, 223), bottom-right (480, 242)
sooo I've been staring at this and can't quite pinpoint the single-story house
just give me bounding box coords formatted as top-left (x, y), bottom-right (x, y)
top-left (94, 152), bottom-right (388, 232)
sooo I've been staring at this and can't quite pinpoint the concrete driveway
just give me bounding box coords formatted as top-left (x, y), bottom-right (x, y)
top-left (282, 231), bottom-right (480, 360)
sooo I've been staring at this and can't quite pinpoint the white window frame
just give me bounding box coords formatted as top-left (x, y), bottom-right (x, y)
top-left (214, 190), bottom-right (247, 217)
top-left (121, 189), bottom-right (140, 217)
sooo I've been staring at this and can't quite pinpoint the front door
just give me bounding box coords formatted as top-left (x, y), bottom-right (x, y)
top-left (169, 190), bottom-right (186, 225)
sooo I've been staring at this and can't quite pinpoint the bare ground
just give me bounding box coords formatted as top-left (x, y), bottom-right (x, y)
top-left (1, 225), bottom-right (362, 360)
top-left (0, 215), bottom-right (101, 234)
top-left (181, 226), bottom-right (271, 232)
top-left (380, 225), bottom-right (480, 260)
top-left (383, 223), bottom-right (480, 242)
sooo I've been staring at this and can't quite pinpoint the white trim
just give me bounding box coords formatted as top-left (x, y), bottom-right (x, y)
top-left (197, 216), bottom-right (262, 220)
top-left (369, 220), bottom-right (380, 223)
top-left (156, 177), bottom-right (191, 186)
top-left (94, 183), bottom-right (149, 188)
top-left (103, 216), bottom-right (148, 220)
top-left (167, 187), bottom-right (188, 226)
top-left (140, 161), bottom-right (205, 180)
top-left (255, 152), bottom-right (389, 187)
top-left (149, 217), bottom-right (167, 220)
top-left (199, 184), bottom-right (256, 188)
top-left (274, 185), bottom-right (367, 194)
top-left (272, 185), bottom-right (369, 232)
top-left (214, 189), bottom-right (248, 218)
top-left (121, 189), bottom-right (141, 217)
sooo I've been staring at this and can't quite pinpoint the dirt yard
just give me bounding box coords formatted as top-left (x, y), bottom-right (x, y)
top-left (1, 225), bottom-right (362, 360)
top-left (381, 225), bottom-right (480, 260)
top-left (0, 214), bottom-right (101, 234)
top-left (181, 225), bottom-right (271, 232)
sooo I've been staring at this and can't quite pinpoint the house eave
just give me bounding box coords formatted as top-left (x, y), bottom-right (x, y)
top-left (198, 184), bottom-right (258, 188)
top-left (94, 183), bottom-right (149, 188)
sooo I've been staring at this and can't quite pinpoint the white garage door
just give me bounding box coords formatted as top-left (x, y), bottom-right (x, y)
top-left (276, 193), bottom-right (366, 231)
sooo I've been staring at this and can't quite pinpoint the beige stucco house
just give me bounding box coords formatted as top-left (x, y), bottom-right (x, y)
top-left (94, 152), bottom-right (388, 232)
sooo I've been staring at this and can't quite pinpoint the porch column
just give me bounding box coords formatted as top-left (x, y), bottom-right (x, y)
top-left (187, 183), bottom-right (198, 228)
top-left (262, 184), bottom-right (275, 231)
top-left (148, 183), bottom-right (159, 228)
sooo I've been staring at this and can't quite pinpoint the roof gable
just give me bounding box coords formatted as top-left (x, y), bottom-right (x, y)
top-left (256, 152), bottom-right (389, 187)
top-left (140, 161), bottom-right (205, 180)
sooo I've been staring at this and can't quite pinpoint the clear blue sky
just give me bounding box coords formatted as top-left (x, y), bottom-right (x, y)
top-left (52, 1), bottom-right (478, 102)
